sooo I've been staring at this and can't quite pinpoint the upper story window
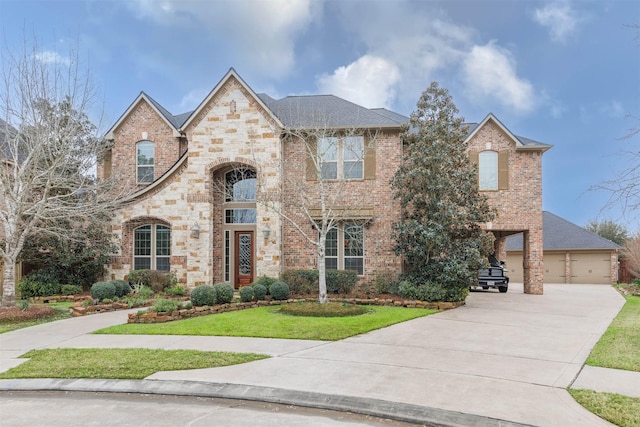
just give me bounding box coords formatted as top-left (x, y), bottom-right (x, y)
top-left (134, 224), bottom-right (170, 271)
top-left (478, 151), bottom-right (498, 190)
top-left (324, 223), bottom-right (364, 275)
top-left (318, 136), bottom-right (364, 180)
top-left (136, 141), bottom-right (155, 183)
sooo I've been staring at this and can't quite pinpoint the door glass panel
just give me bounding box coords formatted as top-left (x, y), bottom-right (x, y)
top-left (238, 233), bottom-right (252, 275)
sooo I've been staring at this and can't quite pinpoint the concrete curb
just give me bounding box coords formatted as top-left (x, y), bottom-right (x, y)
top-left (0, 378), bottom-right (533, 427)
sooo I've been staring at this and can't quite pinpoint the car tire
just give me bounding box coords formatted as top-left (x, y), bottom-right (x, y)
top-left (498, 286), bottom-right (508, 293)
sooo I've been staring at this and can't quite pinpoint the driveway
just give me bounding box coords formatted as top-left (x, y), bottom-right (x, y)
top-left (0, 283), bottom-right (626, 426)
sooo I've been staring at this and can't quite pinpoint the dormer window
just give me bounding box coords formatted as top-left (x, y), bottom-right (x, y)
top-left (137, 140), bottom-right (154, 183)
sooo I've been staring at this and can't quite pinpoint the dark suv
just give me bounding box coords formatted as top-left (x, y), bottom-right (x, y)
top-left (474, 255), bottom-right (509, 293)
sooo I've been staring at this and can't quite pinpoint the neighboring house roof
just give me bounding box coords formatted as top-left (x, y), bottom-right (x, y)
top-left (506, 211), bottom-right (621, 251)
top-left (465, 113), bottom-right (552, 151)
top-left (258, 94), bottom-right (407, 129)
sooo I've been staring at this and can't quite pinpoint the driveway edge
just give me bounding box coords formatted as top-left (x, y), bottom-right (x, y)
top-left (0, 378), bottom-right (533, 427)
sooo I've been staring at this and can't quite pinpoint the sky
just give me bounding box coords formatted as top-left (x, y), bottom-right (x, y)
top-left (1, 0), bottom-right (639, 232)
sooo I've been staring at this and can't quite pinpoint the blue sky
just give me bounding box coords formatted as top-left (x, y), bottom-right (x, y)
top-left (1, 0), bottom-right (639, 232)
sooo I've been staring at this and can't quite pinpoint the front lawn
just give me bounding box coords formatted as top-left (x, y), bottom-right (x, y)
top-left (95, 305), bottom-right (437, 341)
top-left (0, 348), bottom-right (268, 380)
top-left (569, 389), bottom-right (640, 427)
top-left (586, 295), bottom-right (640, 372)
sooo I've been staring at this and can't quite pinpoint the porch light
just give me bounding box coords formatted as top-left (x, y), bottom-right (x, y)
top-left (262, 225), bottom-right (271, 240)
top-left (191, 222), bottom-right (201, 239)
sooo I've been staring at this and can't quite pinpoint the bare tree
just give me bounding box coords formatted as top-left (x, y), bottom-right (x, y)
top-left (214, 126), bottom-right (378, 303)
top-left (0, 39), bottom-right (130, 307)
top-left (623, 232), bottom-right (640, 278)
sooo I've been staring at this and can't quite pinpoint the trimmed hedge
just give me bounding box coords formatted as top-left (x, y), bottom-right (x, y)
top-left (326, 270), bottom-right (358, 294)
top-left (281, 270), bottom-right (317, 295)
top-left (190, 285), bottom-right (216, 307)
top-left (213, 282), bottom-right (234, 304)
top-left (239, 286), bottom-right (254, 302)
top-left (61, 284), bottom-right (83, 296)
top-left (90, 281), bottom-right (116, 301)
top-left (270, 281), bottom-right (290, 301)
top-left (252, 275), bottom-right (276, 294)
top-left (112, 280), bottom-right (132, 298)
top-left (17, 271), bottom-right (62, 298)
top-left (252, 284), bottom-right (267, 301)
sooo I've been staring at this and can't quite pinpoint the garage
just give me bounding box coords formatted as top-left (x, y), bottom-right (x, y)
top-left (506, 212), bottom-right (620, 284)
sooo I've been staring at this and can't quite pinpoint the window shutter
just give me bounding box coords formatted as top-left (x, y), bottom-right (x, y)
top-left (306, 139), bottom-right (317, 181)
top-left (364, 138), bottom-right (376, 180)
top-left (469, 151), bottom-right (479, 185)
top-left (498, 150), bottom-right (509, 190)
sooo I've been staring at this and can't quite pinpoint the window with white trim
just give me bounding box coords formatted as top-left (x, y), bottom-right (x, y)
top-left (324, 223), bottom-right (364, 275)
top-left (136, 141), bottom-right (155, 183)
top-left (478, 150), bottom-right (498, 190)
top-left (319, 136), bottom-right (364, 180)
top-left (134, 224), bottom-right (170, 271)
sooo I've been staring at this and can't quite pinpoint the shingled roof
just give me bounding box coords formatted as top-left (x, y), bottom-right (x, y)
top-left (507, 211), bottom-right (621, 251)
top-left (257, 94), bottom-right (407, 129)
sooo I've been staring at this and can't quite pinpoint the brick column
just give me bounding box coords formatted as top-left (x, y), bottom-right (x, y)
top-left (495, 236), bottom-right (507, 261)
top-left (522, 228), bottom-right (544, 294)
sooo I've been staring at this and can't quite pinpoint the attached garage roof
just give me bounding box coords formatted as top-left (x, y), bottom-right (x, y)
top-left (506, 211), bottom-right (621, 251)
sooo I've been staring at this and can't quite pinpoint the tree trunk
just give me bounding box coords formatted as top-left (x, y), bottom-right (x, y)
top-left (1, 256), bottom-right (17, 308)
top-left (317, 245), bottom-right (328, 304)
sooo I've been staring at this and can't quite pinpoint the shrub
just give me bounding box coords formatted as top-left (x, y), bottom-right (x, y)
top-left (270, 281), bottom-right (290, 300)
top-left (281, 270), bottom-right (318, 295)
top-left (112, 280), bottom-right (131, 298)
top-left (90, 281), bottom-right (116, 301)
top-left (253, 284), bottom-right (267, 300)
top-left (190, 285), bottom-right (216, 307)
top-left (182, 301), bottom-right (192, 310)
top-left (138, 285), bottom-right (154, 300)
top-left (153, 298), bottom-right (180, 313)
top-left (61, 284), bottom-right (82, 296)
top-left (128, 270), bottom-right (177, 293)
top-left (374, 271), bottom-right (400, 294)
top-left (326, 270), bottom-right (358, 294)
top-left (101, 298), bottom-right (112, 304)
top-left (17, 271), bottom-right (62, 298)
top-left (18, 300), bottom-right (30, 311)
top-left (239, 286), bottom-right (254, 302)
top-left (415, 283), bottom-right (446, 302)
top-left (397, 280), bottom-right (417, 300)
top-left (252, 275), bottom-right (276, 294)
top-left (165, 285), bottom-right (186, 296)
top-left (213, 282), bottom-right (234, 304)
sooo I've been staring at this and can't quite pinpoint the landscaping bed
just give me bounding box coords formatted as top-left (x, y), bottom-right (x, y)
top-left (128, 296), bottom-right (463, 324)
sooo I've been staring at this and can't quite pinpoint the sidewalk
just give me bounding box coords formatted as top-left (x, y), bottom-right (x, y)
top-left (0, 283), bottom-right (633, 427)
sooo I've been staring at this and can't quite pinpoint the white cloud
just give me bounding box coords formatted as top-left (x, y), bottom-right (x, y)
top-left (127, 0), bottom-right (319, 79)
top-left (462, 42), bottom-right (536, 114)
top-left (533, 2), bottom-right (582, 43)
top-left (34, 51), bottom-right (70, 65)
top-left (317, 55), bottom-right (400, 108)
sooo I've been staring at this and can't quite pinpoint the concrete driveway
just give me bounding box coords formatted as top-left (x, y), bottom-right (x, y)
top-left (0, 283), bottom-right (627, 426)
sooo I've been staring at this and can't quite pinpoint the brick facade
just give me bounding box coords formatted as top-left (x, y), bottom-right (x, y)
top-left (101, 70), bottom-right (549, 294)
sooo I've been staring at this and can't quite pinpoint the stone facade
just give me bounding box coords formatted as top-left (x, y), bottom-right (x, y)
top-left (101, 70), bottom-right (550, 294)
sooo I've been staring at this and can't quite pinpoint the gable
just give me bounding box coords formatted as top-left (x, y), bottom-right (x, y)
top-left (106, 93), bottom-right (182, 140)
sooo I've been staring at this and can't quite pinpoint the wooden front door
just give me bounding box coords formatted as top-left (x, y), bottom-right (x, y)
top-left (234, 231), bottom-right (254, 288)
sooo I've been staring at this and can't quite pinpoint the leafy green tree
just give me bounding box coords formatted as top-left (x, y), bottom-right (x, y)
top-left (585, 219), bottom-right (628, 246)
top-left (391, 82), bottom-right (496, 302)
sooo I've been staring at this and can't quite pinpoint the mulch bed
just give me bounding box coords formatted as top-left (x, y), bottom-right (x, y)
top-left (0, 305), bottom-right (58, 321)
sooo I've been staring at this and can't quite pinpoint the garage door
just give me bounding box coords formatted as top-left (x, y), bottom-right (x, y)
top-left (544, 253), bottom-right (566, 283)
top-left (506, 252), bottom-right (523, 282)
top-left (571, 252), bottom-right (612, 284)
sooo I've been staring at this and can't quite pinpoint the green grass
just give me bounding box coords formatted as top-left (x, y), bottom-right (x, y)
top-left (569, 389), bottom-right (640, 427)
top-left (95, 305), bottom-right (437, 340)
top-left (0, 302), bottom-right (72, 334)
top-left (0, 348), bottom-right (268, 380)
top-left (586, 295), bottom-right (640, 372)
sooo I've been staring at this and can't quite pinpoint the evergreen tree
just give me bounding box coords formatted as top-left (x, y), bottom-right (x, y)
top-left (391, 82), bottom-right (496, 302)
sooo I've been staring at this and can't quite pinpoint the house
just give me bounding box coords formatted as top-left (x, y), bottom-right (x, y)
top-left (99, 68), bottom-right (551, 294)
top-left (506, 211), bottom-right (620, 284)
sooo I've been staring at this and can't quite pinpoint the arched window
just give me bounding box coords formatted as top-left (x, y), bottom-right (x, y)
top-left (224, 169), bottom-right (257, 224)
top-left (136, 141), bottom-right (155, 183)
top-left (479, 151), bottom-right (498, 190)
top-left (134, 224), bottom-right (170, 270)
